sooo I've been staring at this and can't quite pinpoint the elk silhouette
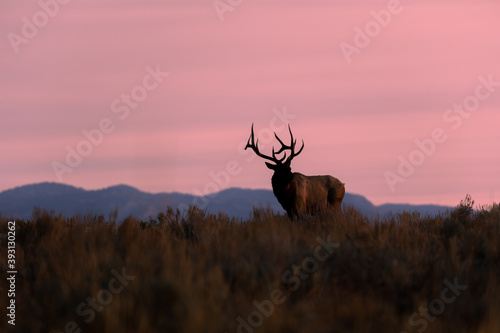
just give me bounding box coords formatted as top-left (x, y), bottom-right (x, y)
top-left (245, 124), bottom-right (345, 218)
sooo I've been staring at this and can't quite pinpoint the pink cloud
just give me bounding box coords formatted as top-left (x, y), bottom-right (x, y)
top-left (1, 0), bottom-right (499, 207)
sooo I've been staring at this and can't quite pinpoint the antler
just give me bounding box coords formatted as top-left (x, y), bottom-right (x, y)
top-left (245, 123), bottom-right (304, 165)
top-left (245, 123), bottom-right (285, 164)
top-left (273, 124), bottom-right (304, 164)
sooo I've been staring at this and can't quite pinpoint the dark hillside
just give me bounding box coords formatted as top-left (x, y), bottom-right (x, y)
top-left (0, 182), bottom-right (450, 221)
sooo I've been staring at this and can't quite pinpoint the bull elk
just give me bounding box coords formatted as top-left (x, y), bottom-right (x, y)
top-left (245, 124), bottom-right (345, 218)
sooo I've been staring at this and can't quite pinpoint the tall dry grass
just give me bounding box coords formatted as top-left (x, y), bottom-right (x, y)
top-left (1, 196), bottom-right (499, 333)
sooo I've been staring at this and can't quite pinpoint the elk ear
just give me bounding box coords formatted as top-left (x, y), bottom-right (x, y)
top-left (265, 162), bottom-right (277, 170)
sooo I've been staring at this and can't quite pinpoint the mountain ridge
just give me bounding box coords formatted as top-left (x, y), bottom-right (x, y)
top-left (0, 182), bottom-right (451, 221)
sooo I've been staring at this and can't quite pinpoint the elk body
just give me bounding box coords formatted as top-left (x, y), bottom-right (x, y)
top-left (245, 124), bottom-right (345, 218)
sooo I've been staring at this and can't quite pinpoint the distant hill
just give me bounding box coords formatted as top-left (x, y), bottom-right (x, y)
top-left (0, 182), bottom-right (451, 221)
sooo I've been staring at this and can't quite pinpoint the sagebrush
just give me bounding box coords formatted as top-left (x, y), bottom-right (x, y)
top-left (0, 197), bottom-right (499, 333)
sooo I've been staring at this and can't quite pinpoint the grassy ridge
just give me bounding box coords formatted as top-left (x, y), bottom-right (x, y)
top-left (1, 196), bottom-right (499, 333)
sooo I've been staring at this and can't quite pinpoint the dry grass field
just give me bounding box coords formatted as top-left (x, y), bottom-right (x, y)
top-left (1, 195), bottom-right (499, 333)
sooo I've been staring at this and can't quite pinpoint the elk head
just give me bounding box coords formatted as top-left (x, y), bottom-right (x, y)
top-left (245, 123), bottom-right (304, 190)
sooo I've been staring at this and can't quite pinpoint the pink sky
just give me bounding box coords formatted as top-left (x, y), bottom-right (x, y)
top-left (1, 0), bottom-right (499, 207)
